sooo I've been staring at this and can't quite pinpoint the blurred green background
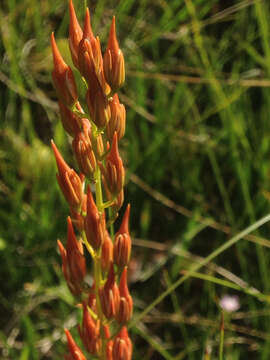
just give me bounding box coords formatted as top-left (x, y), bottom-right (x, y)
top-left (2, 0), bottom-right (270, 358)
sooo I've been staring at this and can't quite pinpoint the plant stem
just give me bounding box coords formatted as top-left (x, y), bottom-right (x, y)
top-left (219, 312), bottom-right (224, 360)
top-left (93, 161), bottom-right (107, 360)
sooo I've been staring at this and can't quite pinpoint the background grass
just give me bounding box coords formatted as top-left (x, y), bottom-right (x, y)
top-left (1, 0), bottom-right (270, 358)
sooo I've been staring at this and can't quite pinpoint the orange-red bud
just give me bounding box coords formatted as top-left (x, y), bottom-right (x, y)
top-left (112, 327), bottom-right (132, 360)
top-left (64, 329), bottom-right (87, 360)
top-left (84, 186), bottom-right (104, 249)
top-left (87, 285), bottom-right (97, 314)
top-left (86, 81), bottom-right (111, 129)
top-left (99, 264), bottom-right (120, 319)
top-left (77, 9), bottom-right (109, 94)
top-left (92, 132), bottom-right (104, 160)
top-left (68, 0), bottom-right (83, 69)
top-left (58, 217), bottom-right (86, 295)
top-left (100, 132), bottom-right (125, 195)
top-left (72, 121), bottom-right (97, 180)
top-left (101, 231), bottom-right (114, 272)
top-left (116, 267), bottom-right (133, 323)
top-left (69, 194), bottom-right (87, 232)
top-left (58, 101), bottom-right (83, 137)
top-left (103, 17), bottom-right (125, 91)
top-left (51, 32), bottom-right (78, 106)
top-left (104, 325), bottom-right (113, 360)
top-left (51, 140), bottom-right (84, 210)
top-left (77, 8), bottom-right (95, 79)
top-left (107, 94), bottom-right (126, 142)
top-left (114, 205), bottom-right (131, 268)
top-left (78, 302), bottom-right (101, 355)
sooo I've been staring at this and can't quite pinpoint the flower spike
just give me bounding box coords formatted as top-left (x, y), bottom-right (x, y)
top-left (51, 5), bottom-right (132, 358)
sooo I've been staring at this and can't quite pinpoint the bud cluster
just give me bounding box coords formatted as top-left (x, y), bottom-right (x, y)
top-left (50, 2), bottom-right (132, 359)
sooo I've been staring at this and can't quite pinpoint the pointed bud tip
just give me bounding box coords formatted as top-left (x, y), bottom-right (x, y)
top-left (110, 16), bottom-right (116, 36)
top-left (119, 204), bottom-right (130, 234)
top-left (83, 7), bottom-right (94, 39)
top-left (69, 0), bottom-right (75, 15)
top-left (69, 0), bottom-right (81, 28)
top-left (51, 139), bottom-right (58, 157)
top-left (119, 267), bottom-right (128, 292)
top-left (108, 16), bottom-right (119, 51)
top-left (64, 328), bottom-right (72, 341)
top-left (113, 93), bottom-right (120, 103)
top-left (67, 216), bottom-right (73, 231)
top-left (51, 32), bottom-right (67, 71)
top-left (51, 140), bottom-right (70, 173)
top-left (57, 239), bottom-right (66, 257)
top-left (119, 326), bottom-right (128, 337)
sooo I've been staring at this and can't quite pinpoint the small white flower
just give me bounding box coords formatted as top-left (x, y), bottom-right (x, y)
top-left (219, 295), bottom-right (240, 312)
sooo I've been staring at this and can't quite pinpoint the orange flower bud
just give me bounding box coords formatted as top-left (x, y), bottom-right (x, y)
top-left (107, 94), bottom-right (126, 142)
top-left (72, 121), bottom-right (97, 180)
top-left (84, 186), bottom-right (104, 249)
top-left (99, 264), bottom-right (120, 319)
top-left (51, 32), bottom-right (78, 106)
top-left (112, 327), bottom-right (132, 360)
top-left (78, 302), bottom-right (101, 355)
top-left (87, 285), bottom-right (97, 314)
top-left (58, 101), bottom-right (83, 137)
top-left (114, 205), bottom-right (131, 268)
top-left (100, 133), bottom-right (125, 195)
top-left (116, 267), bottom-right (133, 323)
top-left (103, 17), bottom-right (125, 91)
top-left (92, 132), bottom-right (104, 160)
top-left (86, 81), bottom-right (111, 129)
top-left (58, 217), bottom-right (86, 295)
top-left (64, 329), bottom-right (87, 360)
top-left (77, 8), bottom-right (94, 79)
top-left (78, 9), bottom-right (109, 94)
top-left (104, 325), bottom-right (113, 360)
top-left (51, 140), bottom-right (84, 210)
top-left (68, 0), bottom-right (83, 69)
top-left (69, 193), bottom-right (86, 232)
top-left (101, 231), bottom-right (113, 272)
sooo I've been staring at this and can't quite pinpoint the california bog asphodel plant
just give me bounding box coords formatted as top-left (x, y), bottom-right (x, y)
top-left (50, 1), bottom-right (132, 359)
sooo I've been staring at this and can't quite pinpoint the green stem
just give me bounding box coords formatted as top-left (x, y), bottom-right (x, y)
top-left (93, 158), bottom-right (107, 359)
top-left (219, 312), bottom-right (224, 360)
top-left (108, 207), bottom-right (115, 238)
top-left (101, 199), bottom-right (115, 211)
top-left (95, 169), bottom-right (103, 212)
